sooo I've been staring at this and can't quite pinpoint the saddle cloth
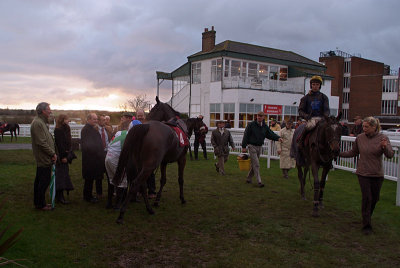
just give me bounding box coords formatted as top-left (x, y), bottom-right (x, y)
top-left (171, 126), bottom-right (189, 147)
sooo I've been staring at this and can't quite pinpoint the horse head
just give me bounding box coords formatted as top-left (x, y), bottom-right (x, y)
top-left (322, 115), bottom-right (342, 157)
top-left (186, 118), bottom-right (203, 138)
top-left (147, 97), bottom-right (180, 122)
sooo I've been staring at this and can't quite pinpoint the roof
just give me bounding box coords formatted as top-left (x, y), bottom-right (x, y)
top-left (188, 40), bottom-right (324, 69)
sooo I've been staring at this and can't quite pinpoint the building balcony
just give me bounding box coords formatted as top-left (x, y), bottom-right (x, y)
top-left (222, 76), bottom-right (304, 94)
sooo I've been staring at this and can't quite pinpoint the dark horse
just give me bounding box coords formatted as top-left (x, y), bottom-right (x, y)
top-left (113, 97), bottom-right (202, 224)
top-left (186, 117), bottom-right (204, 161)
top-left (292, 114), bottom-right (342, 217)
top-left (0, 123), bottom-right (20, 142)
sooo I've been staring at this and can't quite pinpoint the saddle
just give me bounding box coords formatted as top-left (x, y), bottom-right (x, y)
top-left (165, 117), bottom-right (189, 147)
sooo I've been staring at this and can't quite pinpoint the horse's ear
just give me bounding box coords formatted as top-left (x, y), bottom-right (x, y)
top-left (336, 111), bottom-right (342, 121)
top-left (155, 96), bottom-right (160, 104)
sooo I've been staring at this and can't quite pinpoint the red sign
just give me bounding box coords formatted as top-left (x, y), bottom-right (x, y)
top-left (263, 104), bottom-right (282, 115)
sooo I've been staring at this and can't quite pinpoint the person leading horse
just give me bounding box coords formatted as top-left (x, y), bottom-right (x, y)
top-left (297, 75), bottom-right (330, 149)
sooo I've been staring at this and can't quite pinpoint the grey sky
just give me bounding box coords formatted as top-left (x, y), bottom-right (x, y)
top-left (1, 0), bottom-right (399, 110)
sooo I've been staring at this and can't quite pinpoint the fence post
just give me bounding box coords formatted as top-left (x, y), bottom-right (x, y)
top-left (397, 157), bottom-right (400, 206)
top-left (267, 140), bottom-right (271, 168)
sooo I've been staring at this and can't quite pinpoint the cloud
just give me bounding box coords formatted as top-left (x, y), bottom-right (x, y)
top-left (0, 0), bottom-right (399, 110)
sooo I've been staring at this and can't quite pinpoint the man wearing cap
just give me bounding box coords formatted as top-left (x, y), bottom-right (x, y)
top-left (241, 111), bottom-right (282, 187)
top-left (113, 112), bottom-right (133, 136)
top-left (350, 116), bottom-right (363, 137)
top-left (297, 75), bottom-right (330, 148)
top-left (211, 120), bottom-right (235, 175)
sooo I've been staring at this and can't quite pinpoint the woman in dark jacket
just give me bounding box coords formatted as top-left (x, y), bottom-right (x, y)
top-left (54, 114), bottom-right (74, 204)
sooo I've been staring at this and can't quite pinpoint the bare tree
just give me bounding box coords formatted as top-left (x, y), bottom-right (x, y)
top-left (126, 94), bottom-right (150, 112)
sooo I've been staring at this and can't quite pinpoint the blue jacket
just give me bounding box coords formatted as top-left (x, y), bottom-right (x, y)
top-left (298, 91), bottom-right (330, 120)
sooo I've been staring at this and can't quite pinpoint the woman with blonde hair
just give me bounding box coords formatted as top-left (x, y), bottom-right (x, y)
top-left (339, 116), bottom-right (393, 234)
top-left (54, 114), bottom-right (74, 204)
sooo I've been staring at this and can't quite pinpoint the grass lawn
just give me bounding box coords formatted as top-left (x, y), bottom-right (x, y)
top-left (0, 149), bottom-right (399, 267)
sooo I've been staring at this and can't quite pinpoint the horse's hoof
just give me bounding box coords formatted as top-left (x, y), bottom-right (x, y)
top-left (301, 196), bottom-right (307, 201)
top-left (153, 202), bottom-right (159, 207)
top-left (116, 218), bottom-right (124, 224)
top-left (181, 199), bottom-right (186, 204)
top-left (148, 209), bottom-right (155, 215)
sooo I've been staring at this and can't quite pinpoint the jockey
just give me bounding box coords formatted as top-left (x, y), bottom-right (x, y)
top-left (297, 75), bottom-right (330, 149)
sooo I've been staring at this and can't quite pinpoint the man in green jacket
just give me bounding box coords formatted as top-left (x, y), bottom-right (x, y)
top-left (31, 102), bottom-right (57, 210)
top-left (242, 111), bottom-right (282, 187)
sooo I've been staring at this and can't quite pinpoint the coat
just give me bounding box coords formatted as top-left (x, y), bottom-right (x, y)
top-left (81, 123), bottom-right (105, 180)
top-left (30, 114), bottom-right (56, 167)
top-left (241, 120), bottom-right (280, 148)
top-left (211, 128), bottom-right (235, 157)
top-left (277, 127), bottom-right (296, 169)
top-left (54, 124), bottom-right (74, 191)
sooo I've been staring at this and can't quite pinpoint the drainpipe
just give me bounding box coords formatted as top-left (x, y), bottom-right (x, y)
top-left (189, 62), bottom-right (192, 117)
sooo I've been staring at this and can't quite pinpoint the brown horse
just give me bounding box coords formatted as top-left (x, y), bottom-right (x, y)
top-left (293, 114), bottom-right (342, 217)
top-left (0, 123), bottom-right (20, 142)
top-left (112, 97), bottom-right (202, 224)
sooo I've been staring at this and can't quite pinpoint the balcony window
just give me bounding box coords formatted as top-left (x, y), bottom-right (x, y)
top-left (248, 63), bottom-right (257, 77)
top-left (224, 59), bottom-right (230, 77)
top-left (259, 64), bottom-right (268, 78)
top-left (269, 66), bottom-right (278, 80)
top-left (279, 67), bottom-right (288, 81)
top-left (231, 60), bottom-right (241, 77)
top-left (191, 62), bottom-right (201, 84)
top-left (211, 59), bottom-right (222, 82)
top-left (241, 62), bottom-right (247, 77)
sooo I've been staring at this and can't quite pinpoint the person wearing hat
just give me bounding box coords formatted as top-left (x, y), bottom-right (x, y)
top-left (350, 116), bottom-right (363, 137)
top-left (211, 120), bottom-right (235, 175)
top-left (269, 118), bottom-right (281, 131)
top-left (297, 75), bottom-right (330, 149)
top-left (241, 111), bottom-right (283, 187)
top-left (277, 120), bottom-right (296, 179)
top-left (112, 112), bottom-right (133, 136)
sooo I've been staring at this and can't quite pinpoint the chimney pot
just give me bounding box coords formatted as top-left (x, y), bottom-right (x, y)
top-left (202, 26), bottom-right (216, 52)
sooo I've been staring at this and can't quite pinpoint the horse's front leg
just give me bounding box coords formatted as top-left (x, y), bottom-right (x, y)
top-left (154, 163), bottom-right (167, 207)
top-left (318, 166), bottom-right (330, 209)
top-left (188, 145), bottom-right (193, 161)
top-left (311, 161), bottom-right (321, 217)
top-left (177, 154), bottom-right (186, 204)
top-left (297, 165), bottom-right (306, 200)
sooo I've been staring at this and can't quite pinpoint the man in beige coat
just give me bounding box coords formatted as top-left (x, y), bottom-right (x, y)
top-left (31, 102), bottom-right (57, 210)
top-left (277, 120), bottom-right (296, 178)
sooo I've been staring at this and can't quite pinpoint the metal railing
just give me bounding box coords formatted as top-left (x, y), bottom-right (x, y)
top-left (12, 124), bottom-right (400, 206)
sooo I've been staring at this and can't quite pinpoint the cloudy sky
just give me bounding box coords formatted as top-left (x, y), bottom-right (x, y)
top-left (1, 0), bottom-right (399, 111)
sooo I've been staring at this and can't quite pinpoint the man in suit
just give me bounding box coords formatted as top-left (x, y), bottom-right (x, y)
top-left (211, 120), bottom-right (235, 175)
top-left (81, 113), bottom-right (104, 203)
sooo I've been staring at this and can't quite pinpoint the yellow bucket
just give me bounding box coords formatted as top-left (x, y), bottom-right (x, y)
top-left (237, 159), bottom-right (251, 171)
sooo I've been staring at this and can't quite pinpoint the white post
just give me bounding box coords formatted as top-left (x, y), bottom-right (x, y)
top-left (267, 140), bottom-right (271, 168)
top-left (397, 155), bottom-right (400, 206)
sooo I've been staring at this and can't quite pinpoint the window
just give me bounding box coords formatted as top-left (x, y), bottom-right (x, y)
top-left (259, 64), bottom-right (268, 78)
top-left (269, 66), bottom-right (278, 80)
top-left (224, 59), bottom-right (230, 77)
top-left (241, 62), bottom-right (247, 77)
top-left (211, 59), bottom-right (222, 82)
top-left (330, 109), bottom-right (338, 116)
top-left (231, 60), bottom-right (241, 77)
top-left (191, 62), bottom-right (201, 84)
top-left (210, 103), bottom-right (221, 127)
top-left (343, 77), bottom-right (350, 88)
top-left (342, 92), bottom-right (350, 104)
top-left (382, 100), bottom-right (397, 115)
top-left (248, 63), bottom-right (258, 77)
top-left (344, 60), bottom-right (351, 73)
top-left (239, 103), bottom-right (262, 128)
top-left (223, 103), bottom-right (235, 128)
top-left (383, 78), bottom-right (398, 93)
top-left (342, 108), bottom-right (348, 121)
top-left (279, 67), bottom-right (288, 81)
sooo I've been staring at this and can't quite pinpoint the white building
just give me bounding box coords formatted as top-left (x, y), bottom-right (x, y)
top-left (157, 27), bottom-right (339, 128)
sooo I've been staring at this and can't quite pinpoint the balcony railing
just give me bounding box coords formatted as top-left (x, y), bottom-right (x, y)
top-left (222, 76), bottom-right (304, 94)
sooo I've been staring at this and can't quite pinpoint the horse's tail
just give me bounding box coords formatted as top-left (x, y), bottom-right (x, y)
top-left (112, 124), bottom-right (150, 186)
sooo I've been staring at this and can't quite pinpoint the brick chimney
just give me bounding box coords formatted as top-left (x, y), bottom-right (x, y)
top-left (202, 26), bottom-right (216, 52)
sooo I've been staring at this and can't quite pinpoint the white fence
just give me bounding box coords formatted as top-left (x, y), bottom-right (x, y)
top-left (14, 124), bottom-right (400, 206)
